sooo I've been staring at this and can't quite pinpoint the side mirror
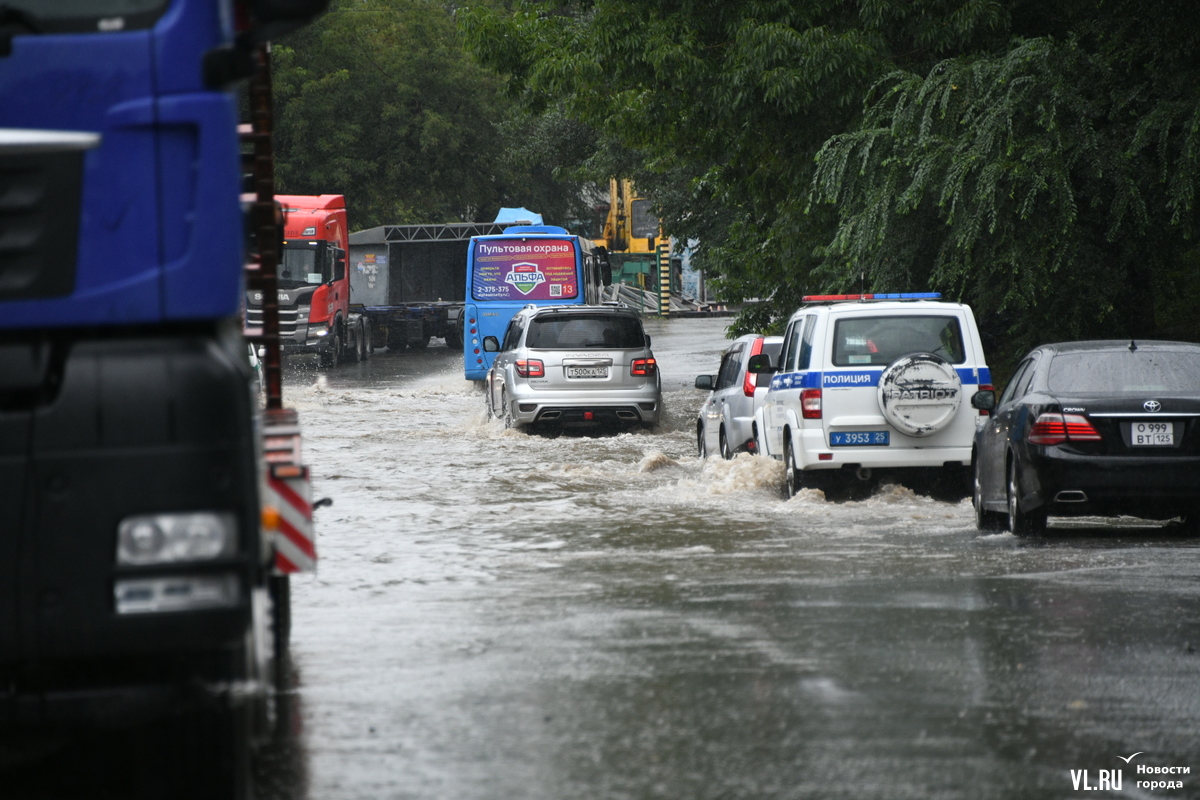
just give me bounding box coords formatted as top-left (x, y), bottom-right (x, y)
top-left (695, 375), bottom-right (715, 391)
top-left (644, 334), bottom-right (652, 347)
top-left (971, 389), bottom-right (997, 411)
top-left (482, 336), bottom-right (500, 352)
top-left (747, 353), bottom-right (776, 374)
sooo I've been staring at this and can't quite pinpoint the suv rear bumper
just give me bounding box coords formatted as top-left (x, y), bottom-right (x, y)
top-left (796, 427), bottom-right (972, 470)
top-left (508, 387), bottom-right (661, 426)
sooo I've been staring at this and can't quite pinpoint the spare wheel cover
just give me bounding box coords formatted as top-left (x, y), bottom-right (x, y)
top-left (876, 352), bottom-right (962, 437)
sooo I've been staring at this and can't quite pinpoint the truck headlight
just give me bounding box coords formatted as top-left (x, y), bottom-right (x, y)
top-left (116, 512), bottom-right (236, 565)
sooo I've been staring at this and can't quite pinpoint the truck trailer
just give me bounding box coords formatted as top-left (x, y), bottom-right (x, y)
top-left (349, 221), bottom-right (523, 352)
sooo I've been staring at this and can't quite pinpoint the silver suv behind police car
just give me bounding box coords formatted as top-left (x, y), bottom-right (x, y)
top-left (483, 304), bottom-right (662, 430)
top-left (751, 293), bottom-right (994, 496)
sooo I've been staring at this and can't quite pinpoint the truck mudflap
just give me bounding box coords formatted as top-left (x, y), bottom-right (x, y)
top-left (260, 409), bottom-right (317, 574)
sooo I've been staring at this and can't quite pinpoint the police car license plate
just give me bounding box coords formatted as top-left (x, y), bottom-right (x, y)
top-left (830, 431), bottom-right (889, 447)
top-left (1131, 421), bottom-right (1173, 446)
top-left (567, 366), bottom-right (608, 379)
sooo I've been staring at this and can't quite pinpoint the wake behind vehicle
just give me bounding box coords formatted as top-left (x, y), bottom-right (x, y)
top-left (752, 294), bottom-right (994, 496)
top-left (973, 340), bottom-right (1200, 535)
top-left (484, 304), bottom-right (661, 430)
top-left (695, 334), bottom-right (784, 458)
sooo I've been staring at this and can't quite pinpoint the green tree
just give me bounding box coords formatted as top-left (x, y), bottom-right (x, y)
top-left (461, 0), bottom-right (1200, 361)
top-left (813, 3), bottom-right (1200, 355)
top-left (272, 0), bottom-right (594, 230)
top-left (460, 0), bottom-right (1018, 331)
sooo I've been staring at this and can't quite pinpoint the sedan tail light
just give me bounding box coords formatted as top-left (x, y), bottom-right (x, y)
top-left (1027, 412), bottom-right (1102, 445)
top-left (801, 388), bottom-right (822, 419)
top-left (631, 358), bottom-right (657, 376)
top-left (515, 359), bottom-right (544, 378)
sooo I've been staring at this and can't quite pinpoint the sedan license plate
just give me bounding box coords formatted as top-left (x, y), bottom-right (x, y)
top-left (567, 366), bottom-right (608, 379)
top-left (830, 430), bottom-right (889, 447)
top-left (1131, 421), bottom-right (1174, 446)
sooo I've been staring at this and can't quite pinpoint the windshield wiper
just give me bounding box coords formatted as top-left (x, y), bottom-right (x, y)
top-left (0, 4), bottom-right (42, 58)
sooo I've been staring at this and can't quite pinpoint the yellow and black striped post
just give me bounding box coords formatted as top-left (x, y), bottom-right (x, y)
top-left (656, 244), bottom-right (670, 316)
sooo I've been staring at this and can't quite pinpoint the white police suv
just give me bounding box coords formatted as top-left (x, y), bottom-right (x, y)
top-left (751, 293), bottom-right (993, 496)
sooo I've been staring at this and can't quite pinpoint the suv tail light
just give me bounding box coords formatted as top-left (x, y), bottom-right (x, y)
top-left (1027, 413), bottom-right (1102, 445)
top-left (801, 388), bottom-right (822, 419)
top-left (515, 359), bottom-right (544, 378)
top-left (742, 337), bottom-right (766, 397)
top-left (631, 358), bottom-right (657, 376)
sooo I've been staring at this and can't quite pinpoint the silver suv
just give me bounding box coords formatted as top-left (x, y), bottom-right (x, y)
top-left (483, 304), bottom-right (662, 430)
top-left (694, 334), bottom-right (784, 458)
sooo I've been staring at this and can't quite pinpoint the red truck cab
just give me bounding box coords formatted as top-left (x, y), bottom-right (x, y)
top-left (247, 194), bottom-right (359, 366)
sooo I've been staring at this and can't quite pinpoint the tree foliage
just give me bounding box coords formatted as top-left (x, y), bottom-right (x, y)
top-left (460, 0), bottom-right (1200, 360)
top-left (272, 0), bottom-right (595, 230)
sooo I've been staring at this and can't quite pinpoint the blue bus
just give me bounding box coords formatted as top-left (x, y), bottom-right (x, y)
top-left (463, 225), bottom-right (609, 380)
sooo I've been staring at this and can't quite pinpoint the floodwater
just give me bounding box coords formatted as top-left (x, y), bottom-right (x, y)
top-left (262, 316), bottom-right (1200, 800)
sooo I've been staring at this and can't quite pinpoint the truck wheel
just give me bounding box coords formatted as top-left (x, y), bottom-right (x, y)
top-left (362, 320), bottom-right (373, 360)
top-left (319, 330), bottom-right (341, 368)
top-left (352, 321), bottom-right (365, 362)
top-left (445, 318), bottom-right (464, 349)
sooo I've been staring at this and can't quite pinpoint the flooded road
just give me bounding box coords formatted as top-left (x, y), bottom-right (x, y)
top-left (267, 316), bottom-right (1200, 799)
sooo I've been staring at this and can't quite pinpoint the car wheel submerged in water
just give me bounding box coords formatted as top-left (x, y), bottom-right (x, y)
top-left (501, 389), bottom-right (515, 430)
top-left (1007, 460), bottom-right (1046, 536)
top-left (974, 459), bottom-right (1005, 531)
top-left (783, 434), bottom-right (801, 499)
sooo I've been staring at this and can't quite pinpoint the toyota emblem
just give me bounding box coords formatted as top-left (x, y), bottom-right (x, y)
top-left (1144, 400), bottom-right (1162, 412)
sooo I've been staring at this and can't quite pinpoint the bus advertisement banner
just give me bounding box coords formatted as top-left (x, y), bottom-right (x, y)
top-left (471, 238), bottom-right (578, 302)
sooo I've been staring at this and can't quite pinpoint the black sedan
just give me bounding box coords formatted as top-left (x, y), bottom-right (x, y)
top-left (973, 340), bottom-right (1200, 534)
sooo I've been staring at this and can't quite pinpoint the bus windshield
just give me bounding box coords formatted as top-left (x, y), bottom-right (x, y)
top-left (471, 238), bottom-right (578, 302)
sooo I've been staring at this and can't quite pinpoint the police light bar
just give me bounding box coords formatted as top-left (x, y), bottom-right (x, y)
top-left (802, 292), bottom-right (942, 302)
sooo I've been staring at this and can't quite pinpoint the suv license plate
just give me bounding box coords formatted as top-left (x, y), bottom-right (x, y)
top-left (1131, 421), bottom-right (1174, 446)
top-left (830, 430), bottom-right (889, 447)
top-left (567, 366), bottom-right (608, 379)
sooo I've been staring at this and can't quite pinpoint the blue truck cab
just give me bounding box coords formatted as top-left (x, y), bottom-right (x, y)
top-left (0, 2), bottom-right (323, 781)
